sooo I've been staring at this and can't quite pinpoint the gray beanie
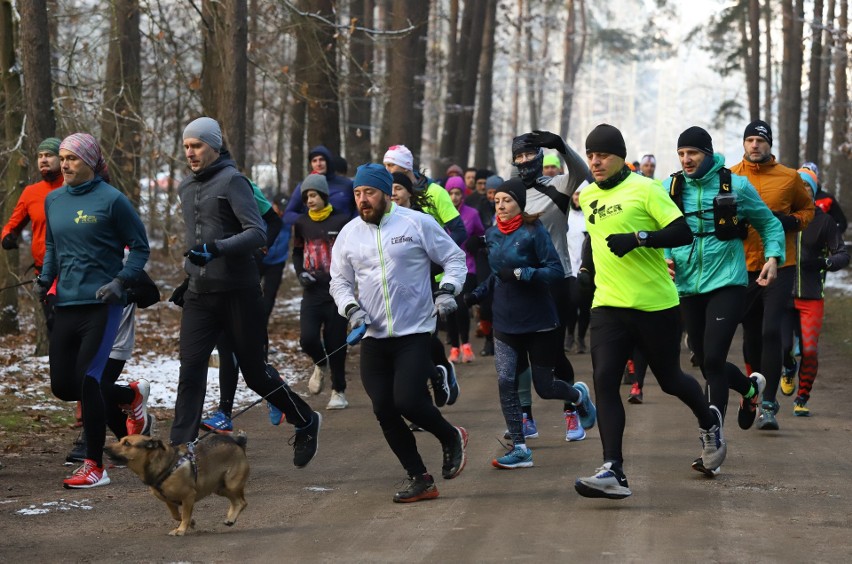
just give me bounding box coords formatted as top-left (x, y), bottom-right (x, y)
top-left (301, 173), bottom-right (329, 202)
top-left (183, 117), bottom-right (223, 151)
top-left (485, 175), bottom-right (504, 190)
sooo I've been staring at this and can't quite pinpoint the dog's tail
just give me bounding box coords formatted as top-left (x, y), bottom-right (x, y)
top-left (233, 430), bottom-right (248, 450)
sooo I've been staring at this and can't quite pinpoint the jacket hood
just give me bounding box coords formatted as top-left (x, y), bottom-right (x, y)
top-left (308, 145), bottom-right (335, 179)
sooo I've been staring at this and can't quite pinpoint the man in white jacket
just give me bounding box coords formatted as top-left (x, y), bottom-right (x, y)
top-left (330, 163), bottom-right (469, 503)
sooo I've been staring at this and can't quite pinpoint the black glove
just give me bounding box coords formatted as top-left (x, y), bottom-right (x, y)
top-left (606, 233), bottom-right (640, 257)
top-left (772, 211), bottom-right (800, 232)
top-left (96, 278), bottom-right (124, 304)
top-left (34, 277), bottom-right (51, 304)
top-left (498, 266), bottom-right (517, 282)
top-left (529, 130), bottom-right (568, 155)
top-left (463, 293), bottom-right (479, 307)
top-left (169, 277), bottom-right (189, 308)
top-left (1, 233), bottom-right (18, 250)
top-left (298, 272), bottom-right (317, 288)
top-left (800, 257), bottom-right (828, 272)
top-left (465, 235), bottom-right (485, 254)
top-left (184, 242), bottom-right (221, 266)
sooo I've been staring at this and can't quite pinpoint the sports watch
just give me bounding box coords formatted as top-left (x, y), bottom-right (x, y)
top-left (637, 231), bottom-right (649, 246)
top-left (434, 283), bottom-right (455, 297)
top-left (513, 268), bottom-right (523, 280)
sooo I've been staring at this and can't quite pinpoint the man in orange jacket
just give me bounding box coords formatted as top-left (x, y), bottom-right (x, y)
top-left (730, 120), bottom-right (814, 431)
top-left (2, 137), bottom-right (64, 327)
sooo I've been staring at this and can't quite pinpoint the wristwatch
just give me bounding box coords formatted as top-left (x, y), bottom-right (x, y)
top-left (434, 283), bottom-right (455, 297)
top-left (636, 231), bottom-right (649, 246)
top-left (513, 268), bottom-right (522, 280)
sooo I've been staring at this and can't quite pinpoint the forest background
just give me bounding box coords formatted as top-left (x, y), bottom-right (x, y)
top-left (0, 0), bottom-right (849, 355)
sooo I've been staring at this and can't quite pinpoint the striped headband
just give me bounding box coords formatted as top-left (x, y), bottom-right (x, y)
top-left (59, 133), bottom-right (106, 174)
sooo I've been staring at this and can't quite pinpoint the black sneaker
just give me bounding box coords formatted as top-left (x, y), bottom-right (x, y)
top-left (393, 473), bottom-right (439, 503)
top-left (430, 366), bottom-right (450, 407)
top-left (65, 432), bottom-right (87, 465)
top-left (441, 426), bottom-right (468, 479)
top-left (480, 339), bottom-right (494, 357)
top-left (292, 411), bottom-right (322, 468)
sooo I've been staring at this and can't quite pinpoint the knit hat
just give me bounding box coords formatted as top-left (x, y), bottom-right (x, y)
top-left (798, 168), bottom-right (819, 197)
top-left (301, 172), bottom-right (329, 202)
top-left (585, 124), bottom-right (627, 159)
top-left (494, 178), bottom-right (526, 211)
top-left (485, 175), bottom-right (503, 190)
top-left (445, 176), bottom-right (467, 195)
top-left (475, 169), bottom-right (491, 181)
top-left (392, 172), bottom-right (413, 193)
top-left (383, 145), bottom-right (414, 171)
top-left (640, 154), bottom-right (656, 165)
top-left (354, 163), bottom-right (393, 195)
top-left (743, 120), bottom-right (772, 146)
top-left (543, 153), bottom-right (561, 168)
top-left (801, 161), bottom-right (819, 177)
top-left (511, 134), bottom-right (539, 158)
top-left (183, 116), bottom-right (223, 151)
top-left (59, 133), bottom-right (106, 174)
top-left (37, 137), bottom-right (61, 156)
top-left (677, 126), bottom-right (714, 155)
top-left (446, 164), bottom-right (463, 177)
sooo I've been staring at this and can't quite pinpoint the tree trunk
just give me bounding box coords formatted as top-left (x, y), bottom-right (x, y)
top-left (0, 0), bottom-right (24, 335)
top-left (779, 0), bottom-right (804, 166)
top-left (305, 0), bottom-right (340, 155)
top-left (826, 0), bottom-right (850, 199)
top-left (100, 0), bottom-right (142, 205)
top-left (288, 9), bottom-right (309, 191)
top-left (451, 0), bottom-right (486, 167)
top-left (746, 0), bottom-right (761, 121)
top-left (525, 0), bottom-right (538, 131)
top-left (345, 0), bottom-right (373, 167)
top-left (17, 0), bottom-right (55, 174)
top-left (763, 0), bottom-right (773, 123)
top-left (804, 0), bottom-right (825, 164)
top-left (201, 0), bottom-right (248, 169)
top-left (245, 0), bottom-right (258, 177)
top-left (473, 0), bottom-right (497, 169)
top-left (818, 0), bottom-right (836, 168)
top-left (381, 0), bottom-right (429, 161)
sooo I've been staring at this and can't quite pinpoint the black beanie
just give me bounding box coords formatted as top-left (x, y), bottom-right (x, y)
top-left (495, 178), bottom-right (527, 211)
top-left (391, 171), bottom-right (413, 193)
top-left (585, 124), bottom-right (627, 159)
top-left (677, 126), bottom-right (714, 155)
top-left (512, 134), bottom-right (539, 158)
top-left (475, 168), bottom-right (492, 181)
top-left (743, 120), bottom-right (772, 146)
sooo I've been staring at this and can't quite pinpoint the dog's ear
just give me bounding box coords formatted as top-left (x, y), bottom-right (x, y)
top-left (142, 438), bottom-right (165, 450)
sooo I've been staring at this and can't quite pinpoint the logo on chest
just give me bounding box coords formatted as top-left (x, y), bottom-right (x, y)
top-left (586, 199), bottom-right (623, 225)
top-left (390, 235), bottom-right (413, 244)
top-left (74, 210), bottom-right (98, 224)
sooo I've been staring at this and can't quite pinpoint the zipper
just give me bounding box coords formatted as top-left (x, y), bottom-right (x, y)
top-left (795, 232), bottom-right (802, 298)
top-left (694, 178), bottom-right (705, 295)
top-left (376, 219), bottom-right (393, 336)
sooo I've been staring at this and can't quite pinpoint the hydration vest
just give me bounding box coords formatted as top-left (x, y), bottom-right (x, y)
top-left (669, 168), bottom-right (749, 241)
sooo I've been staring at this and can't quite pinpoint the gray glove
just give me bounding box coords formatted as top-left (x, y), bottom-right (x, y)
top-left (96, 278), bottom-right (124, 304)
top-left (346, 305), bottom-right (370, 330)
top-left (433, 292), bottom-right (458, 320)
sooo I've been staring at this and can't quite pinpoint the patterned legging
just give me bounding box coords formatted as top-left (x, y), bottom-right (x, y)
top-left (794, 298), bottom-right (824, 402)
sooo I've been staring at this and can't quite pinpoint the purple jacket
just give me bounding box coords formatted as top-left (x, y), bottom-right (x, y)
top-left (453, 204), bottom-right (485, 274)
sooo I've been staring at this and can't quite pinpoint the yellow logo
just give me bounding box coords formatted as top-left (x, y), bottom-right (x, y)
top-left (74, 210), bottom-right (97, 224)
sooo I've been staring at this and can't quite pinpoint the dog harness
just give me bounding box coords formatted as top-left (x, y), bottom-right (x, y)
top-left (147, 443), bottom-right (198, 499)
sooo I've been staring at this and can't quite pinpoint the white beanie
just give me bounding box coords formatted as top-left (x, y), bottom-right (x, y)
top-left (383, 144), bottom-right (414, 171)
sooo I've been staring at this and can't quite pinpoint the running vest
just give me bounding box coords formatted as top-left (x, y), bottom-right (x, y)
top-left (668, 168), bottom-right (749, 241)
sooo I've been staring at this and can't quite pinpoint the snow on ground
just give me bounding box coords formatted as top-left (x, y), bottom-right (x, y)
top-left (825, 269), bottom-right (852, 295)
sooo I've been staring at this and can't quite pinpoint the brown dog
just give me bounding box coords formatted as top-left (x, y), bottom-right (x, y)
top-left (105, 433), bottom-right (250, 536)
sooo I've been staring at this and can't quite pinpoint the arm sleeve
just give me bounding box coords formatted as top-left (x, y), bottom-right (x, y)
top-left (444, 216), bottom-right (468, 246)
top-left (216, 176), bottom-right (266, 255)
top-left (113, 195), bottom-right (151, 283)
top-left (561, 143), bottom-right (594, 186)
top-left (2, 190), bottom-right (32, 239)
top-left (524, 224), bottom-right (565, 283)
top-left (292, 222), bottom-right (305, 276)
top-left (40, 201), bottom-right (56, 283)
top-left (282, 183), bottom-right (306, 226)
top-left (646, 217), bottom-right (693, 249)
top-left (262, 208), bottom-right (283, 248)
top-left (329, 229), bottom-right (358, 317)
top-left (739, 180), bottom-right (785, 261)
top-left (580, 233), bottom-right (594, 276)
top-left (421, 215), bottom-right (467, 293)
top-left (825, 220), bottom-right (850, 271)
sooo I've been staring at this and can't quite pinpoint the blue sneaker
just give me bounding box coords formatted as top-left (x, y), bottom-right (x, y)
top-left (573, 381), bottom-right (596, 430)
top-left (492, 445), bottom-right (533, 469)
top-left (200, 410), bottom-right (233, 433)
top-left (268, 402), bottom-right (285, 426)
top-left (522, 413), bottom-right (539, 439)
top-left (446, 361), bottom-right (460, 405)
top-left (564, 409), bottom-right (586, 441)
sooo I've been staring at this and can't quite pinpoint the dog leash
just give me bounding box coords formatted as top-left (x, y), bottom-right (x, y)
top-left (0, 278), bottom-right (36, 293)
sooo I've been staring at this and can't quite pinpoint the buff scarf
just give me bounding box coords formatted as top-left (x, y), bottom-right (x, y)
top-left (496, 214), bottom-right (523, 234)
top-left (309, 204), bottom-right (333, 222)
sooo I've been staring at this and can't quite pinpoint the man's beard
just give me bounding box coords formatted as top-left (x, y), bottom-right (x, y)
top-left (360, 196), bottom-right (387, 225)
top-left (41, 168), bottom-right (61, 182)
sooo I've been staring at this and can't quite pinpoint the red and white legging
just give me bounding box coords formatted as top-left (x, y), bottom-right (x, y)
top-left (794, 298), bottom-right (824, 403)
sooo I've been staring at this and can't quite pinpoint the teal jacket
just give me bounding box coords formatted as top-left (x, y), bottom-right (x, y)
top-left (664, 154), bottom-right (784, 296)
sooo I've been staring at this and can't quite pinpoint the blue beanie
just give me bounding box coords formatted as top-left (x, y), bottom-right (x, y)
top-left (354, 163), bottom-right (393, 195)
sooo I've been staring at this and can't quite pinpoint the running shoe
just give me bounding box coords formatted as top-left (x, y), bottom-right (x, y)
top-left (461, 343), bottom-right (475, 363)
top-left (65, 432), bottom-right (87, 465)
top-left (502, 414), bottom-right (538, 441)
top-left (757, 400), bottom-right (780, 430)
top-left (699, 405), bottom-right (726, 470)
top-left (308, 364), bottom-right (326, 395)
top-left (480, 339), bottom-right (494, 357)
top-left (780, 371), bottom-right (796, 396)
top-left (393, 473), bottom-right (439, 503)
top-left (446, 362), bottom-right (460, 405)
top-left (409, 422), bottom-right (424, 432)
top-left (564, 409), bottom-right (585, 441)
top-left (326, 391), bottom-right (349, 410)
top-left (574, 462), bottom-right (631, 499)
top-left (268, 401), bottom-right (285, 425)
top-left (573, 381), bottom-right (596, 430)
top-left (448, 347), bottom-right (460, 363)
top-left (691, 456), bottom-right (721, 477)
top-left (292, 411), bottom-right (322, 468)
top-left (793, 397), bottom-right (810, 417)
top-left (627, 382), bottom-right (643, 404)
top-left (141, 414), bottom-right (156, 436)
top-left (441, 426), bottom-right (468, 479)
top-left (622, 361), bottom-right (635, 385)
top-left (431, 365), bottom-right (450, 407)
top-left (737, 372), bottom-right (765, 430)
top-left (125, 379), bottom-right (150, 435)
top-left (200, 410), bottom-right (233, 433)
top-left (492, 445), bottom-right (533, 469)
top-left (63, 459), bottom-right (110, 489)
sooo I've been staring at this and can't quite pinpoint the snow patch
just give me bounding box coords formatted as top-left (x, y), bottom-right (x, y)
top-left (16, 499), bottom-right (93, 515)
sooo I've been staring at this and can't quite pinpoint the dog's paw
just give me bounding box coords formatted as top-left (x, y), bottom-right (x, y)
top-left (224, 519), bottom-right (235, 527)
top-left (169, 528), bottom-right (186, 537)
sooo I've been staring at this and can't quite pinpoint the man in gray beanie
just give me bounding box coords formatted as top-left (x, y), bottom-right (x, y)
top-left (171, 116), bottom-right (322, 468)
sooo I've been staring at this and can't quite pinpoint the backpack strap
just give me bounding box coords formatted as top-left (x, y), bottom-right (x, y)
top-left (718, 167), bottom-right (732, 193)
top-left (669, 171), bottom-right (685, 211)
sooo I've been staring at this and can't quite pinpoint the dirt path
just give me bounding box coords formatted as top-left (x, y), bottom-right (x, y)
top-left (2, 323), bottom-right (851, 562)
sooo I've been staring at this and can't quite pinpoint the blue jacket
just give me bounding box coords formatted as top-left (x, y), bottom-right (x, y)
top-left (472, 220), bottom-right (564, 334)
top-left (283, 146), bottom-right (356, 226)
top-left (664, 154), bottom-right (785, 296)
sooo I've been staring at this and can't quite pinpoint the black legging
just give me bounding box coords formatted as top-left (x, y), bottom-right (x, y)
top-left (446, 274), bottom-right (477, 347)
top-left (590, 306), bottom-right (715, 465)
top-left (100, 357), bottom-right (135, 438)
top-left (360, 333), bottom-right (458, 477)
top-left (549, 277), bottom-right (576, 386)
top-left (741, 266), bottom-right (795, 403)
top-left (567, 276), bottom-right (591, 341)
top-left (299, 292), bottom-right (347, 392)
top-left (680, 285), bottom-right (753, 421)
